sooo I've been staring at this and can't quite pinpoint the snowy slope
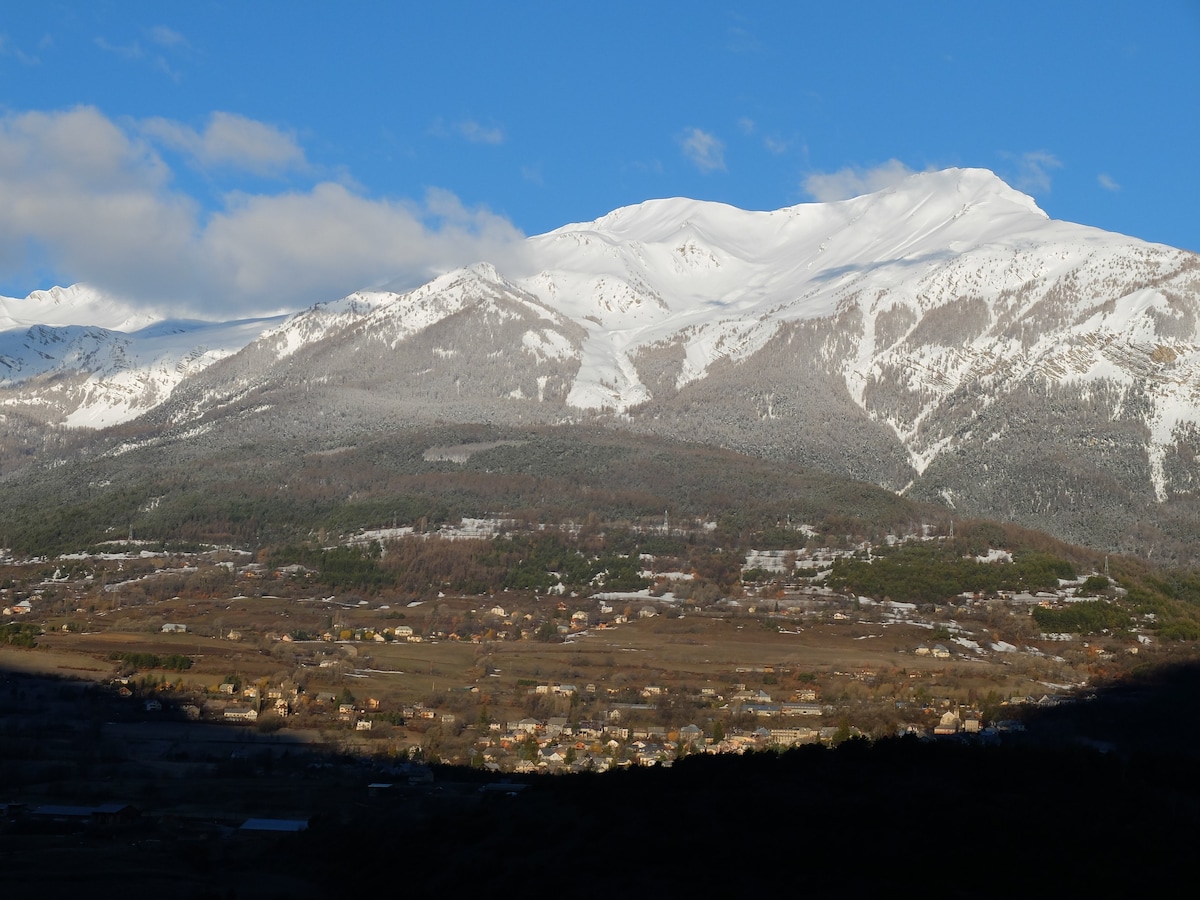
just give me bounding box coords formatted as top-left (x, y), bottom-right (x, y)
top-left (509, 168), bottom-right (1058, 408)
top-left (253, 264), bottom-right (528, 363)
top-left (0, 284), bottom-right (158, 333)
top-left (0, 285), bottom-right (285, 428)
top-left (501, 169), bottom-right (1200, 498)
top-left (368, 167), bottom-right (1183, 500)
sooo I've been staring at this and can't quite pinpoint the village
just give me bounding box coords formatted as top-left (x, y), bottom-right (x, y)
top-left (0, 519), bottom-right (1150, 775)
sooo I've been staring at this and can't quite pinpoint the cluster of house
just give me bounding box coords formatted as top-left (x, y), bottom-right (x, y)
top-left (201, 683), bottom-right (468, 732)
top-left (914, 643), bottom-right (954, 659)
top-left (443, 679), bottom-right (842, 772)
top-left (729, 685), bottom-right (826, 718)
top-left (470, 713), bottom-right (872, 773)
top-left (304, 600), bottom-right (632, 647)
top-left (150, 679), bottom-right (309, 723)
top-left (931, 710), bottom-right (982, 735)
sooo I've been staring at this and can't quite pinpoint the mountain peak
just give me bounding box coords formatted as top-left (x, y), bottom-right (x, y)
top-left (541, 168), bottom-right (1049, 259)
top-left (874, 167), bottom-right (1048, 217)
top-left (1, 283), bottom-right (159, 332)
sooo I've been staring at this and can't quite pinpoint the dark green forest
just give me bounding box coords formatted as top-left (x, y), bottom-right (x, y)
top-left (0, 426), bottom-right (936, 556)
top-left (828, 543), bottom-right (1076, 604)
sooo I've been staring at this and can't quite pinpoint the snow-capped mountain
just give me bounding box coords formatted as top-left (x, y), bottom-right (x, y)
top-left (0, 284), bottom-right (286, 428)
top-left (0, 283), bottom-right (157, 333)
top-left (5, 168), bottom-right (1200, 553)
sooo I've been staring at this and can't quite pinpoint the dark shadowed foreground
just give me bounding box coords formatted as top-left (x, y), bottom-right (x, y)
top-left (3, 660), bottom-right (1199, 897)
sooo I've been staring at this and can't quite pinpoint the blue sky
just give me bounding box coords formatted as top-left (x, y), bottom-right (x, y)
top-left (1, 1), bottom-right (1197, 316)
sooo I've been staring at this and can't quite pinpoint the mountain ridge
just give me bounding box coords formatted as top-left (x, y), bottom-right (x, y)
top-left (3, 168), bottom-right (1199, 558)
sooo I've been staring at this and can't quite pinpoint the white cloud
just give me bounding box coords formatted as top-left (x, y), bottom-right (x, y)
top-left (0, 33), bottom-right (41, 65)
top-left (521, 164), bottom-right (544, 186)
top-left (763, 136), bottom-right (788, 155)
top-left (1008, 150), bottom-right (1062, 194)
top-left (96, 31), bottom-right (184, 81)
top-left (802, 159), bottom-right (916, 202)
top-left (1098, 173), bottom-right (1120, 192)
top-left (457, 119), bottom-right (504, 145)
top-left (147, 25), bottom-right (187, 48)
top-left (94, 36), bottom-right (143, 60)
top-left (680, 127), bottom-right (726, 174)
top-left (738, 117), bottom-right (756, 135)
top-left (154, 57), bottom-right (182, 83)
top-left (0, 106), bottom-right (526, 317)
top-left (142, 112), bottom-right (308, 176)
top-left (727, 24), bottom-right (765, 55)
top-left (622, 159), bottom-right (664, 176)
top-left (429, 117), bottom-right (505, 145)
top-left (202, 184), bottom-right (523, 302)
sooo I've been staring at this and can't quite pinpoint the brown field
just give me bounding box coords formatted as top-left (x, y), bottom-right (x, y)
top-left (20, 611), bottom-right (1039, 708)
top-left (0, 644), bottom-right (114, 678)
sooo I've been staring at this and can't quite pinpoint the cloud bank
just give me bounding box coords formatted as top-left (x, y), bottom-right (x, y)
top-left (0, 106), bottom-right (526, 318)
top-left (140, 112), bottom-right (308, 176)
